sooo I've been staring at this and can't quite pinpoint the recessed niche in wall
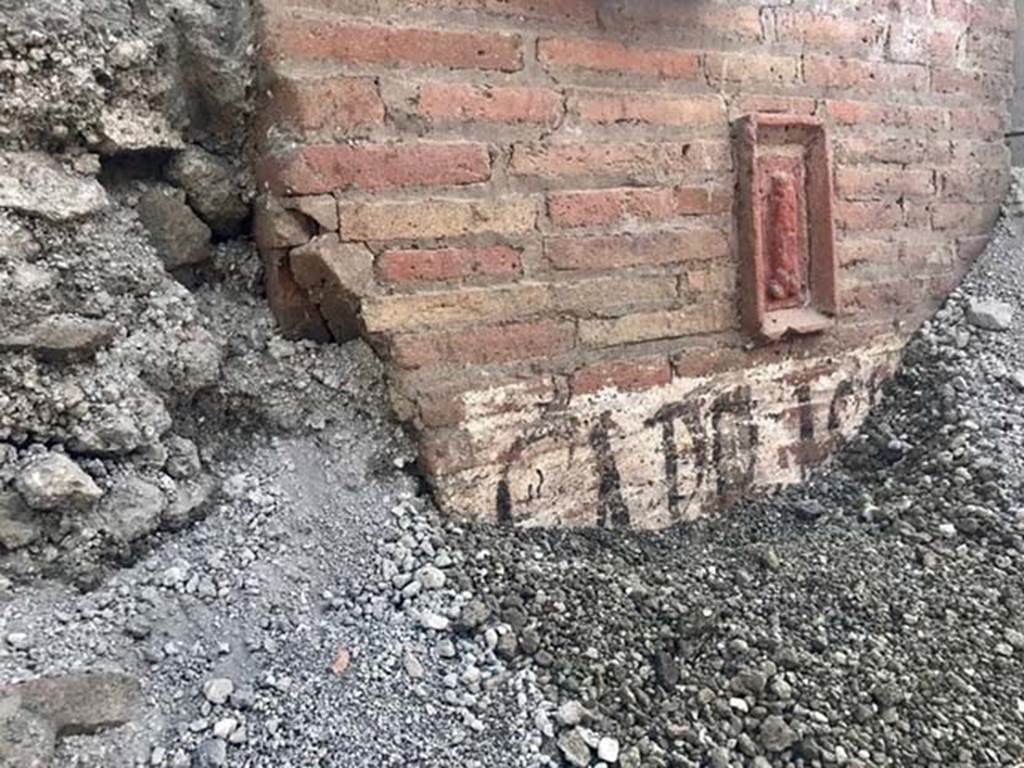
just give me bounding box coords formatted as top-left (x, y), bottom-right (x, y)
top-left (734, 114), bottom-right (838, 342)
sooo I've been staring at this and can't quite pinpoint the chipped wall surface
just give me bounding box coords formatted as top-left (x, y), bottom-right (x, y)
top-left (253, 0), bottom-right (1017, 526)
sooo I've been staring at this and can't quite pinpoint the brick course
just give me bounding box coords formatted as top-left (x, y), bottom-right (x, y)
top-left (254, 0), bottom-right (1015, 528)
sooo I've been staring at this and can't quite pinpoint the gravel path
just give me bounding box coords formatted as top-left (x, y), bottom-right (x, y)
top-left (4, 214), bottom-right (1024, 768)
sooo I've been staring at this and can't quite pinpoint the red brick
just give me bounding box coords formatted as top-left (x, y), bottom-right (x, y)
top-left (932, 202), bottom-right (1000, 234)
top-left (841, 279), bottom-right (928, 315)
top-left (951, 140), bottom-right (1010, 168)
top-left (413, 0), bottom-right (597, 24)
top-left (264, 74), bottom-right (384, 133)
top-left (733, 94), bottom-right (818, 116)
top-left (257, 143), bottom-right (491, 195)
top-left (576, 92), bottom-right (725, 128)
top-left (682, 265), bottom-right (735, 296)
top-left (551, 275), bottom-right (677, 316)
top-left (826, 100), bottom-right (946, 132)
top-left (957, 234), bottom-right (990, 262)
top-left (835, 200), bottom-right (904, 231)
top-left (672, 346), bottom-right (750, 379)
top-left (875, 0), bottom-right (931, 16)
top-left (932, 0), bottom-right (972, 23)
top-left (363, 284), bottom-right (550, 332)
top-left (836, 238), bottom-right (900, 267)
top-left (805, 56), bottom-right (928, 92)
top-left (932, 67), bottom-right (1012, 102)
top-left (289, 235), bottom-right (374, 342)
top-left (391, 320), bottom-right (575, 368)
top-left (282, 195), bottom-right (338, 231)
top-left (340, 197), bottom-right (536, 241)
top-left (570, 356), bottom-right (671, 395)
top-left (949, 107), bottom-right (1006, 138)
top-left (964, 1), bottom-right (1016, 31)
top-left (774, 11), bottom-right (886, 54)
top-left (705, 52), bottom-right (800, 86)
top-left (598, 4), bottom-right (763, 42)
top-left (837, 166), bottom-right (935, 199)
top-left (902, 200), bottom-right (934, 230)
top-left (902, 239), bottom-right (956, 268)
top-left (579, 304), bottom-right (736, 347)
top-left (964, 27), bottom-right (1014, 71)
top-left (547, 186), bottom-right (730, 228)
top-left (418, 84), bottom-right (563, 125)
top-left (509, 141), bottom-right (730, 183)
top-left (538, 37), bottom-right (700, 80)
top-left (887, 23), bottom-right (959, 64)
top-left (378, 246), bottom-right (522, 284)
top-left (940, 169), bottom-right (1009, 202)
top-left (254, 195), bottom-right (316, 249)
top-left (545, 229), bottom-right (728, 271)
top-left (836, 137), bottom-right (951, 166)
top-left (263, 18), bottom-right (522, 71)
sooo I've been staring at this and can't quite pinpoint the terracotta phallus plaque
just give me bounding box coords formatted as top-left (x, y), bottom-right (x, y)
top-left (734, 114), bottom-right (838, 341)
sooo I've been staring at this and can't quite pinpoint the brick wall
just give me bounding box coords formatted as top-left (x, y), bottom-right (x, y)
top-left (253, 0), bottom-right (1016, 527)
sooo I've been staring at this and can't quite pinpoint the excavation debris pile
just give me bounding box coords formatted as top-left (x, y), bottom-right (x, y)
top-left (0, 0), bottom-right (253, 587)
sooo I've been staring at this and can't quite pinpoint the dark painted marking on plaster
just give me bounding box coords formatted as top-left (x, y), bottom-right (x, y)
top-left (647, 400), bottom-right (708, 521)
top-left (795, 383), bottom-right (814, 441)
top-left (659, 418), bottom-right (680, 521)
top-left (710, 387), bottom-right (758, 496)
top-left (828, 379), bottom-right (856, 431)
top-left (496, 479), bottom-right (512, 526)
top-left (589, 412), bottom-right (630, 528)
top-left (493, 418), bottom-right (580, 524)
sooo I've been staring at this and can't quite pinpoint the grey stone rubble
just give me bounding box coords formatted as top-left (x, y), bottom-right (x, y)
top-left (0, 152), bottom-right (109, 222)
top-left (966, 297), bottom-right (1014, 332)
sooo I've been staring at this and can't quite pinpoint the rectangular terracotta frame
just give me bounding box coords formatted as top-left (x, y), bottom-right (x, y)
top-left (734, 114), bottom-right (838, 342)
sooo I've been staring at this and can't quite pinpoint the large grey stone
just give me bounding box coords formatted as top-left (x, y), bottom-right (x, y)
top-left (967, 298), bottom-right (1013, 331)
top-left (0, 152), bottom-right (109, 222)
top-left (557, 727), bottom-right (593, 768)
top-left (193, 738), bottom-right (228, 767)
top-left (164, 435), bottom-right (201, 480)
top-left (0, 492), bottom-right (41, 550)
top-left (1, 672), bottom-right (140, 735)
top-left (96, 106), bottom-right (183, 155)
top-left (93, 478), bottom-right (165, 543)
top-left (759, 715), bottom-right (798, 752)
top-left (167, 146), bottom-right (248, 237)
top-left (162, 476), bottom-right (216, 530)
top-left (137, 187), bottom-right (211, 270)
top-left (71, 411), bottom-right (146, 456)
top-left (0, 314), bottom-right (116, 364)
top-left (15, 454), bottom-right (102, 513)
